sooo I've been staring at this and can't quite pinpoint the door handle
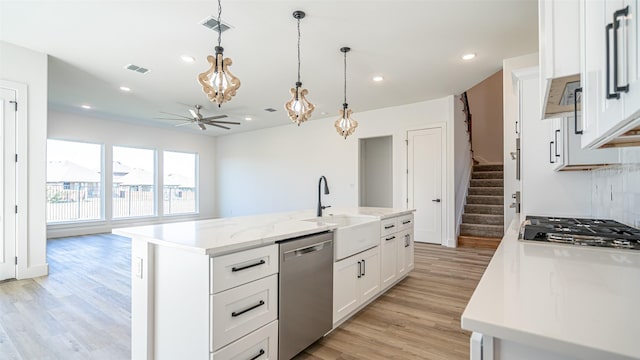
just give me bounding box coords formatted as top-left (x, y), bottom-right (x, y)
top-left (432, 199), bottom-right (441, 203)
top-left (606, 22), bottom-right (621, 99)
top-left (574, 87), bottom-right (583, 135)
top-left (613, 6), bottom-right (630, 93)
top-left (357, 261), bottom-right (361, 278)
top-left (550, 141), bottom-right (556, 164)
top-left (362, 259), bottom-right (365, 276)
top-left (554, 129), bottom-right (560, 157)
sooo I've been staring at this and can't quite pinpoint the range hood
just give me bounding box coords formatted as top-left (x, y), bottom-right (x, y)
top-left (541, 74), bottom-right (581, 119)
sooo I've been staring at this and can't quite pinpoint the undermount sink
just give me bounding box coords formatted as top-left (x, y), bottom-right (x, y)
top-left (303, 214), bottom-right (380, 260)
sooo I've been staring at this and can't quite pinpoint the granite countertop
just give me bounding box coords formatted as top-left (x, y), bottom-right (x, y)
top-left (461, 215), bottom-right (640, 360)
top-left (115, 207), bottom-right (414, 256)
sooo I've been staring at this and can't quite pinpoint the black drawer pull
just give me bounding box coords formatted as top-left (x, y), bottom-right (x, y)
top-left (362, 259), bottom-right (366, 276)
top-left (384, 224), bottom-right (395, 229)
top-left (549, 141), bottom-right (555, 164)
top-left (385, 236), bottom-right (396, 241)
top-left (606, 22), bottom-right (621, 99)
top-left (249, 349), bottom-right (265, 360)
top-left (402, 220), bottom-right (411, 225)
top-left (231, 300), bottom-right (265, 317)
top-left (574, 87), bottom-right (583, 135)
top-left (232, 259), bottom-right (266, 272)
top-left (357, 261), bottom-right (362, 278)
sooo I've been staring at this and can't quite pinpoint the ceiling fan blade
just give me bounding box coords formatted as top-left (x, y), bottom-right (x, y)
top-left (198, 123), bottom-right (207, 131)
top-left (153, 117), bottom-right (187, 121)
top-left (174, 121), bottom-right (193, 127)
top-left (160, 111), bottom-right (193, 120)
top-left (202, 120), bottom-right (241, 125)
top-left (189, 109), bottom-right (198, 118)
top-left (200, 114), bottom-right (229, 121)
top-left (206, 123), bottom-right (231, 130)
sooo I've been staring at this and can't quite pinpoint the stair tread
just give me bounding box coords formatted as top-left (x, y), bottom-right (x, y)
top-left (458, 235), bottom-right (502, 241)
top-left (461, 223), bottom-right (503, 229)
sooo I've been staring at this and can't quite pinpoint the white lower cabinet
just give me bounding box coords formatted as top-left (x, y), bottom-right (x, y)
top-left (404, 230), bottom-right (414, 272)
top-left (333, 246), bottom-right (380, 324)
top-left (212, 320), bottom-right (278, 360)
top-left (211, 274), bottom-right (278, 351)
top-left (380, 232), bottom-right (399, 289)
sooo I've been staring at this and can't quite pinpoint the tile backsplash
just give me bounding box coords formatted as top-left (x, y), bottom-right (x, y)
top-left (591, 148), bottom-right (640, 228)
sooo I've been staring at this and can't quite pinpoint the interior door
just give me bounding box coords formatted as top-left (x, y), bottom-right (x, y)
top-left (0, 87), bottom-right (17, 281)
top-left (408, 128), bottom-right (442, 244)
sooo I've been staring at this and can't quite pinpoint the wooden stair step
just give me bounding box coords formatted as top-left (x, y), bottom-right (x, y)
top-left (458, 235), bottom-right (502, 249)
top-left (460, 223), bottom-right (504, 238)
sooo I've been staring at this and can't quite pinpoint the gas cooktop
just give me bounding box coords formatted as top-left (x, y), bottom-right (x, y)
top-left (519, 216), bottom-right (640, 250)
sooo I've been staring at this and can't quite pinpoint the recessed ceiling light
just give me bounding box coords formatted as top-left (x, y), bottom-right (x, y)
top-left (81, 105), bottom-right (91, 109)
top-left (244, 116), bottom-right (252, 121)
top-left (372, 76), bottom-right (384, 82)
top-left (320, 111), bottom-right (328, 116)
top-left (120, 86), bottom-right (131, 92)
top-left (181, 55), bottom-right (195, 63)
top-left (462, 53), bottom-right (476, 60)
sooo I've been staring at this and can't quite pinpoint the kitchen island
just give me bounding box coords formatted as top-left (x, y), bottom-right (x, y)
top-left (461, 215), bottom-right (640, 360)
top-left (116, 207), bottom-right (414, 360)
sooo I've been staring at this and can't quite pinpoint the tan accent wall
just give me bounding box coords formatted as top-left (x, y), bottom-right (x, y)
top-left (467, 70), bottom-right (504, 164)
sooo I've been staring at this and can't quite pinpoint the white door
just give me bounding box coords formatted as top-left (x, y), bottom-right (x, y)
top-left (408, 128), bottom-right (443, 244)
top-left (0, 87), bottom-right (17, 281)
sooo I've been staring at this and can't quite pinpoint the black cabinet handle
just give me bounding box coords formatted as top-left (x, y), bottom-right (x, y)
top-left (385, 236), bottom-right (396, 241)
top-left (402, 220), bottom-right (411, 225)
top-left (362, 259), bottom-right (365, 276)
top-left (405, 233), bottom-right (411, 247)
top-left (231, 300), bottom-right (265, 317)
top-left (232, 259), bottom-right (266, 272)
top-left (574, 87), bottom-right (583, 135)
top-left (384, 224), bottom-right (395, 229)
top-left (249, 349), bottom-right (265, 360)
top-left (554, 129), bottom-right (560, 157)
top-left (613, 6), bottom-right (630, 93)
top-left (357, 261), bottom-right (361, 278)
top-left (432, 199), bottom-right (441, 203)
top-left (515, 120), bottom-right (519, 134)
top-left (550, 141), bottom-right (556, 164)
top-left (606, 22), bottom-right (621, 99)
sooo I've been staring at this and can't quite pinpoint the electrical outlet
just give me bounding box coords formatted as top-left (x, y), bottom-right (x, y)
top-left (135, 257), bottom-right (143, 279)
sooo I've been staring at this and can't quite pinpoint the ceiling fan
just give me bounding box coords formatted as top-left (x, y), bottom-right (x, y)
top-left (155, 105), bottom-right (240, 130)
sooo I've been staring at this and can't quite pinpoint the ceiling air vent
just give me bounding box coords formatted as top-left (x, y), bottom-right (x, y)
top-left (124, 64), bottom-right (151, 74)
top-left (264, 108), bottom-right (277, 112)
top-left (200, 16), bottom-right (231, 33)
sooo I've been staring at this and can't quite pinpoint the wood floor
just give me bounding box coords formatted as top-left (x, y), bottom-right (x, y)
top-left (0, 235), bottom-right (494, 360)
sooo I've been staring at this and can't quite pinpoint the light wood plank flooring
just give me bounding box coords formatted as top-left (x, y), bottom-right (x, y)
top-left (0, 235), bottom-right (494, 360)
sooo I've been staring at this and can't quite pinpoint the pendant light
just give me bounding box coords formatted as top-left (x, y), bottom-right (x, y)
top-left (335, 47), bottom-right (358, 139)
top-left (284, 10), bottom-right (315, 125)
top-left (198, 0), bottom-right (240, 107)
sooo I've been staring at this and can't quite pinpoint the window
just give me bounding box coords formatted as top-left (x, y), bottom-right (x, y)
top-left (46, 139), bottom-right (102, 223)
top-left (163, 151), bottom-right (197, 215)
top-left (113, 146), bottom-right (155, 218)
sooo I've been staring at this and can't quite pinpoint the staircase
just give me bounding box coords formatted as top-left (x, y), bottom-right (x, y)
top-left (458, 164), bottom-right (504, 249)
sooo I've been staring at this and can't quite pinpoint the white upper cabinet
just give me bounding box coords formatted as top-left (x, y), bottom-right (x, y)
top-left (580, 0), bottom-right (640, 148)
top-left (540, 0), bottom-right (582, 119)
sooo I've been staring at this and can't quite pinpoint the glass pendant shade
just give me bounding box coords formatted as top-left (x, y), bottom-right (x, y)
top-left (285, 82), bottom-right (315, 126)
top-left (335, 104), bottom-right (358, 139)
top-left (198, 46), bottom-right (240, 107)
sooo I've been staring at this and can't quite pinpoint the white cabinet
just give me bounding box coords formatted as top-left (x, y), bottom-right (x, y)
top-left (550, 117), bottom-right (619, 171)
top-left (380, 213), bottom-right (415, 289)
top-left (581, 0), bottom-right (640, 148)
top-left (210, 244), bottom-right (278, 294)
top-left (333, 246), bottom-right (380, 325)
top-left (212, 320), bottom-right (278, 360)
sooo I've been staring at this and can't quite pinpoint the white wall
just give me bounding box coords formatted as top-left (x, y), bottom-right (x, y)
top-left (503, 53), bottom-right (538, 230)
top-left (453, 94), bottom-right (472, 237)
top-left (215, 96), bottom-right (457, 246)
top-left (47, 110), bottom-right (217, 238)
top-left (0, 41), bottom-right (48, 279)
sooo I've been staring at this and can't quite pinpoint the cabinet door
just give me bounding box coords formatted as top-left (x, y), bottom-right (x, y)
top-left (404, 231), bottom-right (415, 272)
top-left (397, 232), bottom-right (407, 278)
top-left (551, 118), bottom-right (565, 170)
top-left (380, 234), bottom-right (398, 289)
top-left (333, 256), bottom-right (360, 324)
top-left (624, 0), bottom-right (640, 121)
top-left (359, 248), bottom-right (381, 304)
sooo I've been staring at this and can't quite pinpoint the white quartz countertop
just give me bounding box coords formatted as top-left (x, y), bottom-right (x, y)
top-left (115, 207), bottom-right (413, 256)
top-left (461, 215), bottom-right (640, 359)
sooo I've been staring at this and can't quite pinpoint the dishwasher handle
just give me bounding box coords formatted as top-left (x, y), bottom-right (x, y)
top-left (283, 240), bottom-right (332, 260)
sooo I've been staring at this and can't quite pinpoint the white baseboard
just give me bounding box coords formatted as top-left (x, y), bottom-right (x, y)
top-left (17, 263), bottom-right (48, 279)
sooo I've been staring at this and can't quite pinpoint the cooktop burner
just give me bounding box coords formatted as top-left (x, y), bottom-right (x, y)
top-left (519, 216), bottom-right (640, 250)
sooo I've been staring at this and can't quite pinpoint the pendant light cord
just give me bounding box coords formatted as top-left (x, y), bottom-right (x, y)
top-left (297, 18), bottom-right (301, 84)
top-left (216, 0), bottom-right (222, 48)
top-left (343, 51), bottom-right (347, 106)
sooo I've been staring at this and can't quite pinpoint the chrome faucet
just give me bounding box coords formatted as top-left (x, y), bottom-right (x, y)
top-left (317, 176), bottom-right (331, 217)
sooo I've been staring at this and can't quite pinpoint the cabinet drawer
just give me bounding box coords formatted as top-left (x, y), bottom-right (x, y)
top-left (380, 217), bottom-right (399, 237)
top-left (211, 244), bottom-right (278, 294)
top-left (211, 274), bottom-right (278, 351)
top-left (397, 214), bottom-right (414, 232)
top-left (211, 320), bottom-right (278, 360)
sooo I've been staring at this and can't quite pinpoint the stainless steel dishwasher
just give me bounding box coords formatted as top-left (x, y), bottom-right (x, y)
top-left (278, 231), bottom-right (333, 360)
